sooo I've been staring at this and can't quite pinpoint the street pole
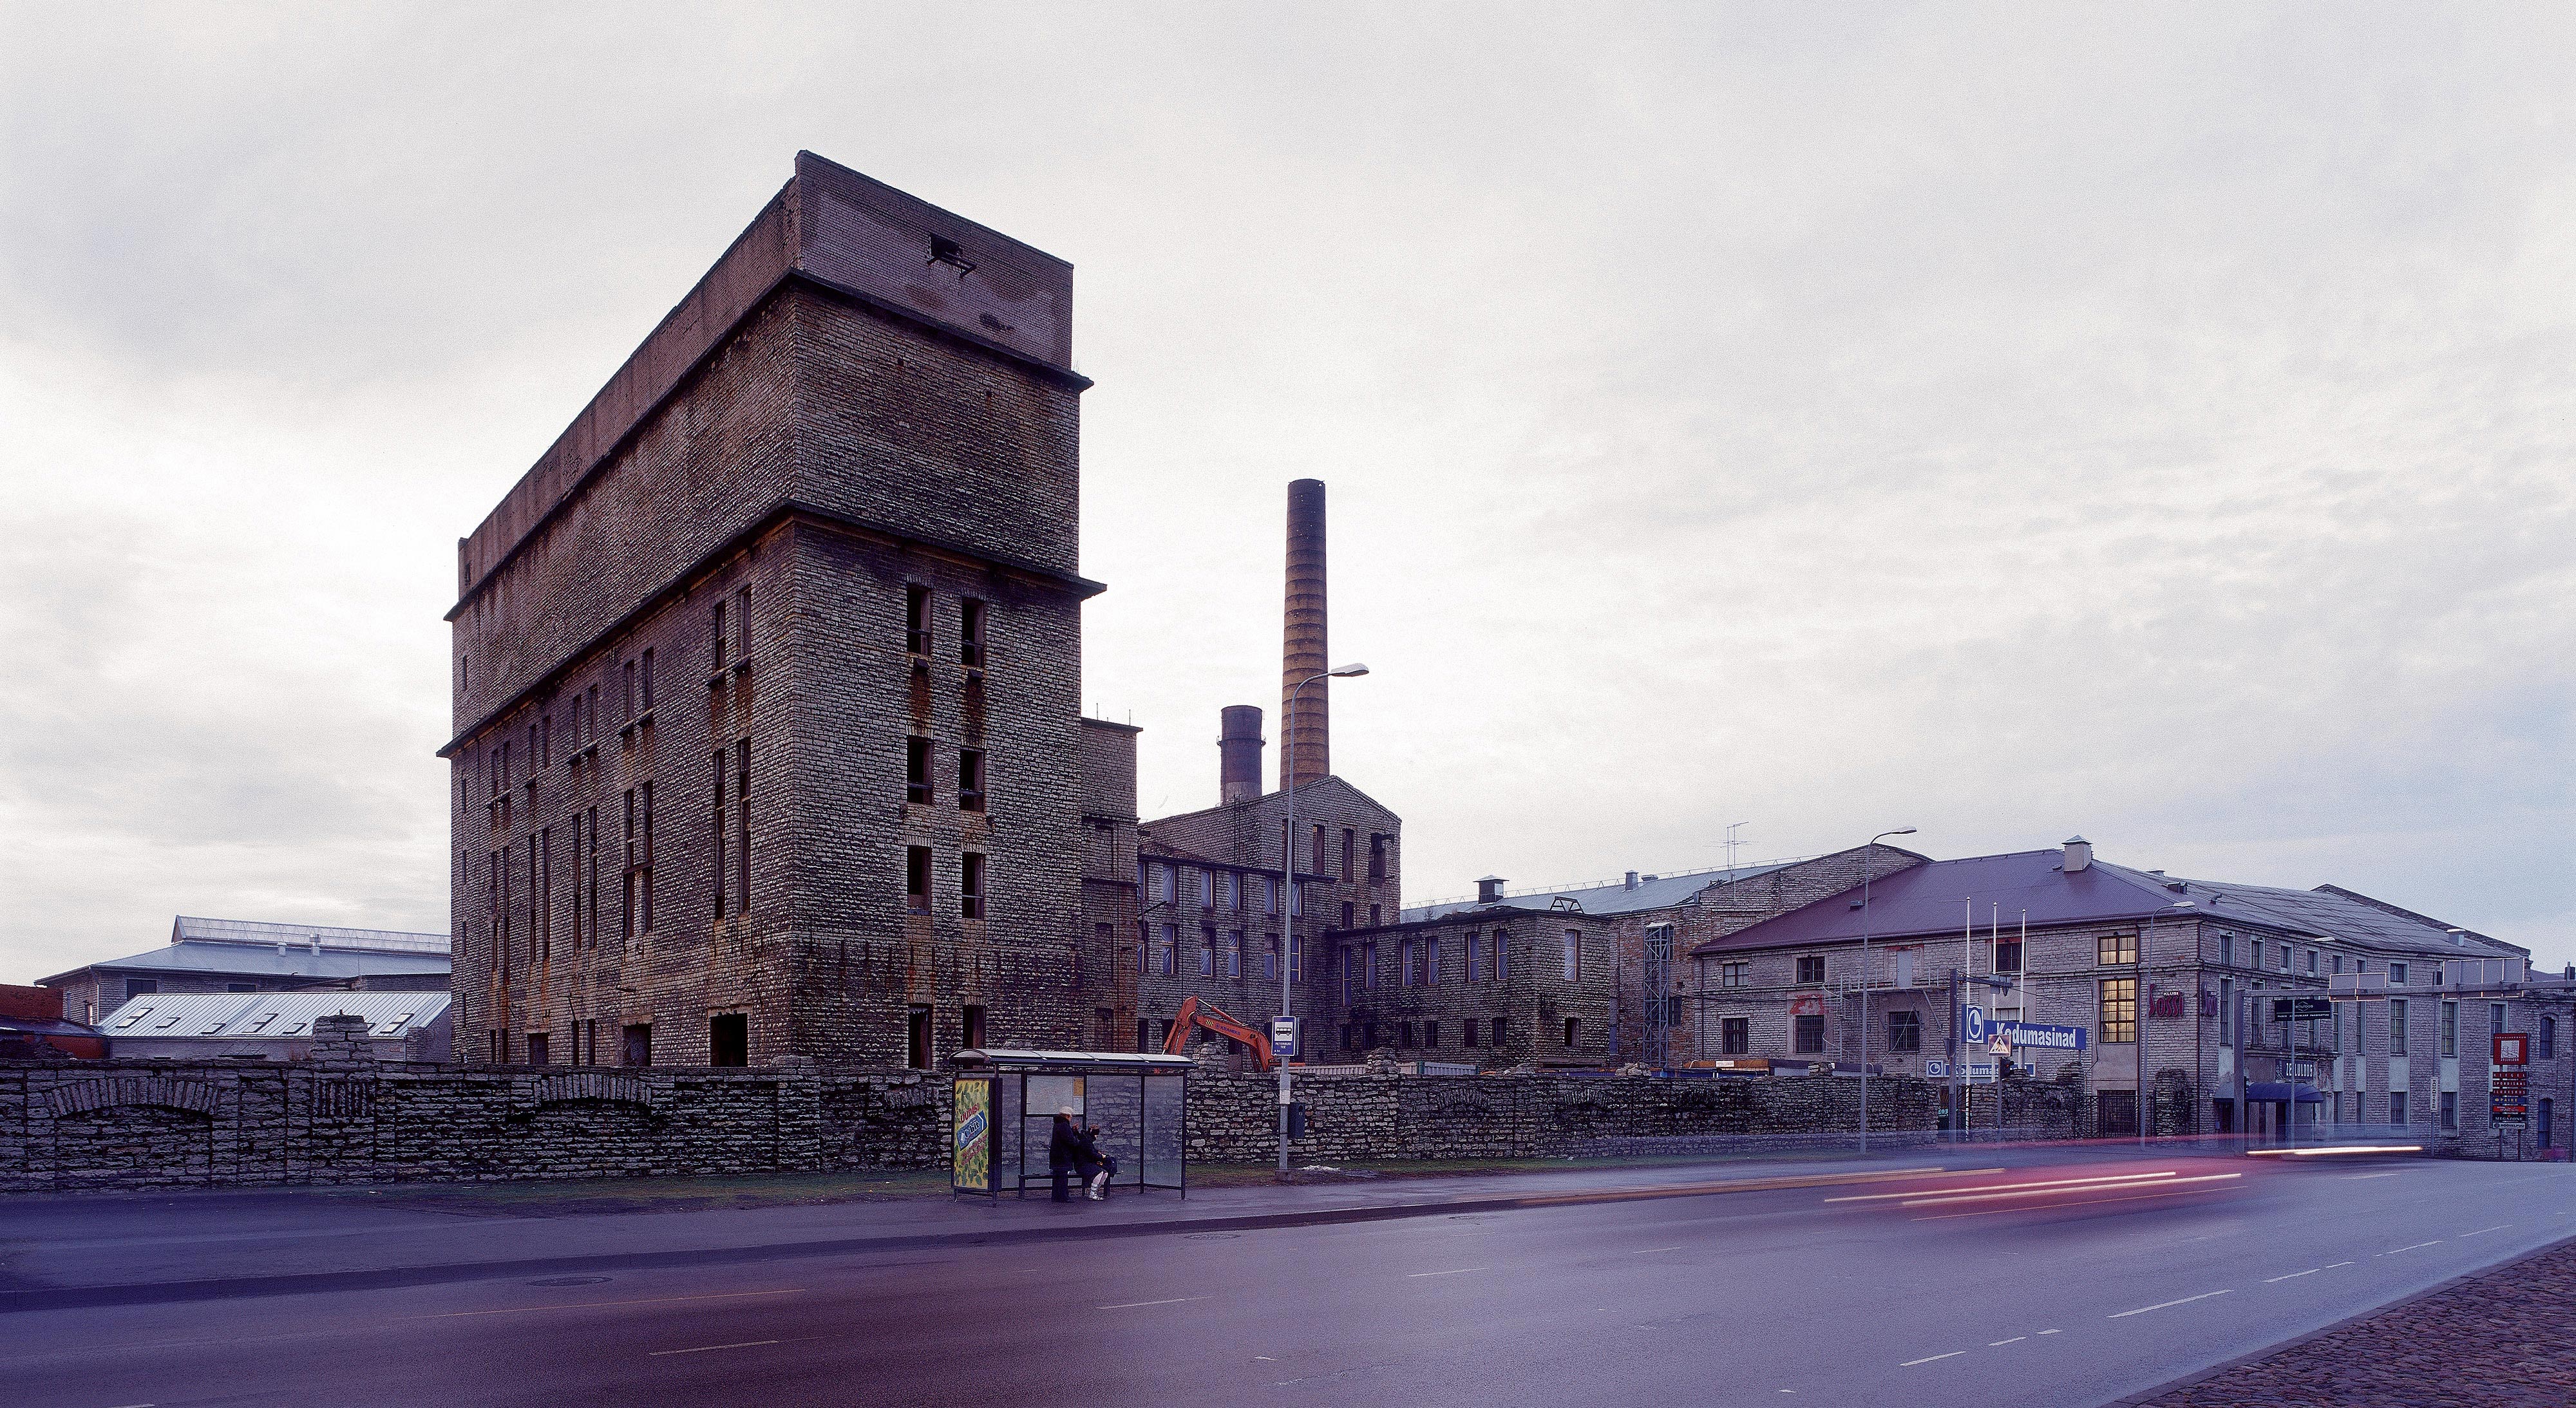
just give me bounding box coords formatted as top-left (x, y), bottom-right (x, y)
top-left (1857, 828), bottom-right (1915, 1156)
top-left (1278, 663), bottom-right (1367, 1178)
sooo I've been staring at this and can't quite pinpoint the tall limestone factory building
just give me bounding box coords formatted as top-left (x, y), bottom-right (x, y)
top-left (442, 153), bottom-right (1411, 1069)
top-left (443, 154), bottom-right (1104, 1067)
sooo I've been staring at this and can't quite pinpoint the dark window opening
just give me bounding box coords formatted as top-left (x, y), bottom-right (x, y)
top-left (1368, 833), bottom-right (1388, 881)
top-left (907, 737), bottom-right (933, 805)
top-left (1464, 1020), bottom-right (1481, 1048)
top-left (1562, 1017), bottom-right (1579, 1049)
top-left (1341, 828), bottom-right (1356, 880)
top-left (526, 1032), bottom-right (550, 1065)
top-left (1425, 1020), bottom-right (1441, 1047)
top-left (1993, 940), bottom-right (2023, 973)
top-left (620, 1023), bottom-right (653, 1067)
top-left (1794, 1014), bottom-right (1826, 1053)
top-left (963, 1004), bottom-right (987, 1051)
top-left (710, 1013), bottom-right (748, 1067)
top-left (960, 599), bottom-right (987, 668)
top-left (907, 1006), bottom-right (933, 1069)
top-left (905, 585), bottom-right (931, 655)
top-left (1887, 1010), bottom-right (1922, 1053)
top-left (1490, 1017), bottom-right (1507, 1047)
top-left (1797, 955), bottom-right (1825, 984)
top-left (961, 852), bottom-right (986, 920)
top-left (906, 846), bottom-right (933, 915)
top-left (1722, 1017), bottom-right (1749, 1055)
top-left (958, 749), bottom-right (985, 812)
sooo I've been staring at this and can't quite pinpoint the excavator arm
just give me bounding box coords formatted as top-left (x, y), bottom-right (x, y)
top-left (1160, 995), bottom-right (1275, 1071)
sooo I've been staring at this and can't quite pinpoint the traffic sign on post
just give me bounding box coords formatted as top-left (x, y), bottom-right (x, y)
top-left (1271, 1017), bottom-right (1298, 1060)
top-left (2495, 1033), bottom-right (2528, 1066)
top-left (1964, 1006), bottom-right (1987, 1046)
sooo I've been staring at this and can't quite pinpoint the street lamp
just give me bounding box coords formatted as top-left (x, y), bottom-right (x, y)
top-left (1857, 828), bottom-right (1916, 1156)
top-left (1280, 662), bottom-right (1368, 1177)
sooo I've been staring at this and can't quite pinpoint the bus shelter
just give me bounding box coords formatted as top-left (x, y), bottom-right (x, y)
top-left (949, 1049), bottom-right (1191, 1202)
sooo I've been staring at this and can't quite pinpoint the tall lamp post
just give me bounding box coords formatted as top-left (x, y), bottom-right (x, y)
top-left (1857, 827), bottom-right (1917, 1155)
top-left (1280, 662), bottom-right (1368, 1177)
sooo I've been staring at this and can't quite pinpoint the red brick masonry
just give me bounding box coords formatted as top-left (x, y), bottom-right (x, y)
top-left (2132, 1235), bottom-right (2576, 1407)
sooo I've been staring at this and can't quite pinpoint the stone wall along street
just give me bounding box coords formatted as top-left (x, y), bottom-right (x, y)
top-left (1, 1018), bottom-right (2092, 1194)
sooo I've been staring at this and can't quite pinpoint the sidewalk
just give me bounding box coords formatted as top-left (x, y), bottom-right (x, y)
top-left (2121, 1234), bottom-right (2576, 1407)
top-left (0, 1149), bottom-right (2018, 1311)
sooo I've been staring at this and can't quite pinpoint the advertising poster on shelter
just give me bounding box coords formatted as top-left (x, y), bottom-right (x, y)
top-left (952, 1078), bottom-right (992, 1192)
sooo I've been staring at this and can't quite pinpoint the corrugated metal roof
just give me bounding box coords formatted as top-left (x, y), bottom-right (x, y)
top-left (41, 942), bottom-right (450, 986)
top-left (100, 992), bottom-right (450, 1040)
top-left (1404, 863), bottom-right (1793, 924)
top-left (170, 916), bottom-right (448, 955)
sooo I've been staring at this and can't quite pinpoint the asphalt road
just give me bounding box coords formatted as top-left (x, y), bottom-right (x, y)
top-left (3, 1151), bottom-right (2567, 1407)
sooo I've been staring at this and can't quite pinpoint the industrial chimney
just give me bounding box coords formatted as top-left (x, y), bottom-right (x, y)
top-left (1280, 478), bottom-right (1330, 789)
top-left (1218, 706), bottom-right (1265, 805)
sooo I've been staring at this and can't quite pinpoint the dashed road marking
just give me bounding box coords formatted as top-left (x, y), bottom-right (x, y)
top-left (1406, 1268), bottom-right (1486, 1278)
top-left (2263, 1269), bottom-right (2318, 1283)
top-left (2342, 1171), bottom-right (2404, 1180)
top-left (1987, 1336), bottom-right (2027, 1346)
top-left (1098, 1297), bottom-right (1205, 1309)
top-left (2037, 1329), bottom-right (2061, 1336)
top-left (2380, 1241), bottom-right (2441, 1256)
top-left (2109, 1289), bottom-right (2230, 1319)
top-left (1631, 1246), bottom-right (1685, 1254)
top-left (1900, 1351), bottom-right (1967, 1367)
top-left (2325, 1261), bottom-right (2354, 1269)
top-left (2461, 1224), bottom-right (2510, 1237)
top-left (649, 1339), bottom-right (779, 1357)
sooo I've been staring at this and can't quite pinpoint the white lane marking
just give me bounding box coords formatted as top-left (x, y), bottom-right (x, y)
top-left (1098, 1296), bottom-right (1206, 1309)
top-left (649, 1339), bottom-right (779, 1357)
top-left (1987, 1335), bottom-right (2027, 1346)
top-left (1900, 1351), bottom-right (1967, 1367)
top-left (2461, 1224), bottom-right (2510, 1237)
top-left (2325, 1261), bottom-right (2354, 1268)
top-left (1631, 1245), bottom-right (1685, 1253)
top-left (402, 1288), bottom-right (802, 1320)
top-left (2263, 1269), bottom-right (2318, 1283)
top-left (1407, 1267), bottom-right (1487, 1278)
top-left (2380, 1241), bottom-right (2441, 1256)
top-left (2108, 1289), bottom-right (2231, 1319)
top-left (2037, 1329), bottom-right (2061, 1336)
top-left (2342, 1171), bottom-right (2404, 1180)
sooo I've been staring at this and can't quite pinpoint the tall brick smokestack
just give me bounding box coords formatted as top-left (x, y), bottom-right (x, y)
top-left (1219, 706), bottom-right (1264, 804)
top-left (1282, 478), bottom-right (1330, 789)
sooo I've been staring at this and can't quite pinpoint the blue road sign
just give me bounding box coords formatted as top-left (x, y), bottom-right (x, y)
top-left (1996, 1020), bottom-right (2088, 1052)
top-left (1271, 1017), bottom-right (1299, 1058)
top-left (1963, 1006), bottom-right (1987, 1045)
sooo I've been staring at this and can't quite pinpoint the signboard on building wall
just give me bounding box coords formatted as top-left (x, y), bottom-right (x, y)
top-left (1790, 995), bottom-right (1825, 1018)
top-left (2271, 997), bottom-right (2334, 1022)
top-left (2495, 1033), bottom-right (2528, 1065)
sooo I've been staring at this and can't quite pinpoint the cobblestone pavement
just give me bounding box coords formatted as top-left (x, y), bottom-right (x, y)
top-left (2133, 1234), bottom-right (2576, 1407)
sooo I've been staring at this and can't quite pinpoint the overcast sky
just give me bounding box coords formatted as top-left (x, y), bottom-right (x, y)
top-left (3, 3), bottom-right (2570, 983)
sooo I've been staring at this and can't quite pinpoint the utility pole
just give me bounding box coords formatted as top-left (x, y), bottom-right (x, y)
top-left (1278, 662), bottom-right (1367, 1178)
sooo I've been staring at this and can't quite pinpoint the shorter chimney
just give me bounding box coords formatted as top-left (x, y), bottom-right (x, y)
top-left (2063, 836), bottom-right (2093, 872)
top-left (1624, 871), bottom-right (1639, 891)
top-left (1476, 876), bottom-right (1506, 905)
top-left (1218, 706), bottom-right (1265, 804)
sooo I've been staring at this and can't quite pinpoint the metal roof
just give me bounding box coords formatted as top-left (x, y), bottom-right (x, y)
top-left (2141, 876), bottom-right (2523, 959)
top-left (170, 916), bottom-right (448, 955)
top-left (99, 991), bottom-right (450, 1040)
top-left (1405, 862), bottom-right (1794, 923)
top-left (1693, 849), bottom-right (2526, 960)
top-left (40, 942), bottom-right (450, 986)
top-left (1692, 850), bottom-right (2272, 955)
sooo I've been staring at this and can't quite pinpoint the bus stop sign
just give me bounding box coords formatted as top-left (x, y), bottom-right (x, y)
top-left (1271, 1017), bottom-right (1299, 1059)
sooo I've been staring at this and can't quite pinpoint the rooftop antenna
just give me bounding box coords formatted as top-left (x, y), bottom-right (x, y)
top-left (1723, 822), bottom-right (1748, 873)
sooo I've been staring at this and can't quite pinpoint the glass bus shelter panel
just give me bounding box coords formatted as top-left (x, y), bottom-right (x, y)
top-left (1086, 1075), bottom-right (1145, 1190)
top-left (995, 1071), bottom-right (1023, 1188)
top-left (1143, 1073), bottom-right (1186, 1191)
top-left (1019, 1074), bottom-right (1085, 1187)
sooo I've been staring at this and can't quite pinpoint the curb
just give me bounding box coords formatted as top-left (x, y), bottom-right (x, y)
top-left (0, 1164), bottom-right (1957, 1314)
top-left (2102, 1230), bottom-right (2576, 1407)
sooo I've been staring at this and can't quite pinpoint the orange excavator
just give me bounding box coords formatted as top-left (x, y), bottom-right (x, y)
top-left (1159, 995), bottom-right (1278, 1071)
